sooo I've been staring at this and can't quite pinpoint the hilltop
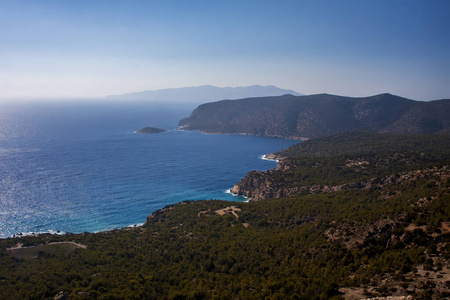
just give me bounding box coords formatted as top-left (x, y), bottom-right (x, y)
top-left (179, 93), bottom-right (450, 139)
top-left (106, 85), bottom-right (302, 103)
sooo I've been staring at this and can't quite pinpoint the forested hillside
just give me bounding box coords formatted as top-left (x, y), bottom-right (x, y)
top-left (1, 133), bottom-right (449, 299)
top-left (231, 133), bottom-right (450, 201)
top-left (178, 94), bottom-right (450, 139)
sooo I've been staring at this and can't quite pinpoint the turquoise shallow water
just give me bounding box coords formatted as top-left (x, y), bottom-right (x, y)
top-left (0, 101), bottom-right (298, 238)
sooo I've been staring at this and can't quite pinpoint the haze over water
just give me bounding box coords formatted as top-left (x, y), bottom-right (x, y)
top-left (0, 101), bottom-right (298, 238)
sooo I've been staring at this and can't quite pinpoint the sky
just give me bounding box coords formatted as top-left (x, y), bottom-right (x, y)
top-left (0, 0), bottom-right (449, 101)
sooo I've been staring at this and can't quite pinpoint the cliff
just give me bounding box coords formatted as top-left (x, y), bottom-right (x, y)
top-left (231, 165), bottom-right (448, 201)
top-left (179, 93), bottom-right (450, 139)
top-left (230, 132), bottom-right (450, 201)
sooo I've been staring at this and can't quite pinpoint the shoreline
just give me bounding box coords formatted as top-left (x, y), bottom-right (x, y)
top-left (178, 127), bottom-right (308, 141)
top-left (1, 221), bottom-right (147, 240)
top-left (1, 131), bottom-right (296, 241)
top-left (225, 188), bottom-right (250, 202)
top-left (260, 154), bottom-right (279, 163)
top-left (225, 152), bottom-right (283, 203)
top-left (2, 186), bottom-right (251, 240)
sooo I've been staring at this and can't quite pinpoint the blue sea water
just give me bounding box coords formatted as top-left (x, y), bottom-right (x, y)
top-left (0, 100), bottom-right (299, 238)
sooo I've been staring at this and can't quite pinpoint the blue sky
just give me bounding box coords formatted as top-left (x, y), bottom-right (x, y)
top-left (0, 0), bottom-right (449, 101)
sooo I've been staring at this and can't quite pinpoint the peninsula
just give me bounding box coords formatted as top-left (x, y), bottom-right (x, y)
top-left (179, 93), bottom-right (450, 139)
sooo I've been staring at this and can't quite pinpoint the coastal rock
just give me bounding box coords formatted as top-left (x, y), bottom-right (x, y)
top-left (230, 170), bottom-right (281, 201)
top-left (136, 127), bottom-right (167, 134)
top-left (231, 165), bottom-right (448, 202)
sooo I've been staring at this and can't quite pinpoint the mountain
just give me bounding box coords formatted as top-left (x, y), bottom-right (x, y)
top-left (106, 85), bottom-right (302, 102)
top-left (178, 93), bottom-right (450, 139)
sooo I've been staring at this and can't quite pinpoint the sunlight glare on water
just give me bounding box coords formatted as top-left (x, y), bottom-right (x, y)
top-left (0, 101), bottom-right (299, 237)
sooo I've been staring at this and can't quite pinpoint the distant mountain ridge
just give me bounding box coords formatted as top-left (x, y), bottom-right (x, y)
top-left (179, 93), bottom-right (450, 139)
top-left (106, 85), bottom-right (302, 102)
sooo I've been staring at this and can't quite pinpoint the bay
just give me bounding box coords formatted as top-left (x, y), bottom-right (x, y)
top-left (0, 101), bottom-right (298, 238)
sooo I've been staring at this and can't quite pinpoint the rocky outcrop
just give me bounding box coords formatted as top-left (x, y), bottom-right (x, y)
top-left (231, 165), bottom-right (449, 202)
top-left (230, 170), bottom-right (279, 200)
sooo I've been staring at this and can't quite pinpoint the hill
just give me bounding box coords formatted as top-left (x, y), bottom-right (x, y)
top-left (106, 85), bottom-right (302, 103)
top-left (1, 133), bottom-right (449, 299)
top-left (178, 93), bottom-right (450, 139)
top-left (275, 131), bottom-right (450, 158)
top-left (231, 132), bottom-right (450, 200)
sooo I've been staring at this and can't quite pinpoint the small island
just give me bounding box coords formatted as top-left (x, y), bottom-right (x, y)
top-left (136, 127), bottom-right (167, 134)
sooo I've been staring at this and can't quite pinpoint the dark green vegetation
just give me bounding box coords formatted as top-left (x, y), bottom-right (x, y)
top-left (231, 133), bottom-right (450, 201)
top-left (136, 127), bottom-right (167, 134)
top-left (1, 133), bottom-right (449, 299)
top-left (179, 93), bottom-right (450, 139)
top-left (276, 132), bottom-right (450, 158)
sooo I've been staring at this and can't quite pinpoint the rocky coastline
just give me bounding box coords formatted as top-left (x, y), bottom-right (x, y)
top-left (177, 126), bottom-right (308, 140)
top-left (231, 165), bottom-right (448, 202)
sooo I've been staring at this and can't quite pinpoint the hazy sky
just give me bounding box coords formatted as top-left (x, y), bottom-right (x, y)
top-left (1, 0), bottom-right (449, 101)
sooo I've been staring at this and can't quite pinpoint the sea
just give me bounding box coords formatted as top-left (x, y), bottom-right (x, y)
top-left (0, 100), bottom-right (299, 238)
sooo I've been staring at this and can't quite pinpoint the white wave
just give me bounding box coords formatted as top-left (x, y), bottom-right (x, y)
top-left (260, 154), bottom-right (279, 162)
top-left (127, 222), bottom-right (144, 228)
top-left (0, 147), bottom-right (41, 155)
top-left (11, 229), bottom-right (65, 238)
top-left (225, 188), bottom-right (250, 202)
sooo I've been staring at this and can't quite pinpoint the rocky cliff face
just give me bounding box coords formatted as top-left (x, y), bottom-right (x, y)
top-left (231, 164), bottom-right (449, 202)
top-left (230, 159), bottom-right (295, 200)
top-left (179, 93), bottom-right (450, 139)
top-left (230, 133), bottom-right (450, 201)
